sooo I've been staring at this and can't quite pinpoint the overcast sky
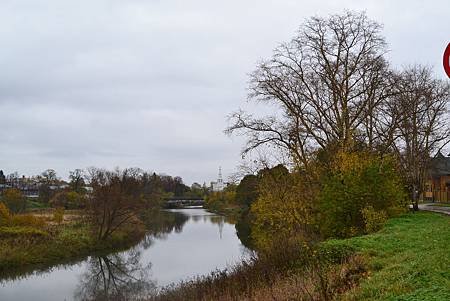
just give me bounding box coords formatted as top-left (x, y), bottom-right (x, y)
top-left (0, 0), bottom-right (448, 184)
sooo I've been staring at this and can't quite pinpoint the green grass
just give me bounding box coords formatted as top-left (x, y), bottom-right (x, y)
top-left (324, 212), bottom-right (450, 300)
top-left (25, 199), bottom-right (49, 211)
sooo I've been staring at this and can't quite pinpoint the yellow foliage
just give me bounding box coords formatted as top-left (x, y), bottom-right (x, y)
top-left (53, 207), bottom-right (65, 224)
top-left (2, 188), bottom-right (26, 213)
top-left (333, 150), bottom-right (366, 173)
top-left (10, 214), bottom-right (46, 228)
top-left (0, 202), bottom-right (11, 225)
top-left (0, 202), bottom-right (46, 228)
top-left (361, 205), bottom-right (387, 233)
top-left (250, 169), bottom-right (315, 250)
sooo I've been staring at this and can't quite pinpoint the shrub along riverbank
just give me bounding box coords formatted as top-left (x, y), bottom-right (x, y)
top-left (150, 212), bottom-right (449, 301)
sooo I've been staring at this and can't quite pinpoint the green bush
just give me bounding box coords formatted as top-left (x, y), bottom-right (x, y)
top-left (318, 151), bottom-right (405, 238)
top-left (49, 191), bottom-right (85, 209)
top-left (318, 243), bottom-right (356, 264)
top-left (361, 206), bottom-right (387, 233)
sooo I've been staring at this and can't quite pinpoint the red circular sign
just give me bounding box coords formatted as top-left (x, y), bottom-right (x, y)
top-left (444, 43), bottom-right (450, 78)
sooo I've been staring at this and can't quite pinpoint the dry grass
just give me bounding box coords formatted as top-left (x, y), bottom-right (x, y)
top-left (26, 209), bottom-right (84, 225)
top-left (148, 242), bottom-right (366, 301)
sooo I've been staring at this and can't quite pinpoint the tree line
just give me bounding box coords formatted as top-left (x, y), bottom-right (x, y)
top-left (0, 167), bottom-right (206, 241)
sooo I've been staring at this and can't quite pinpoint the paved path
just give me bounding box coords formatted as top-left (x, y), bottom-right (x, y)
top-left (418, 203), bottom-right (450, 216)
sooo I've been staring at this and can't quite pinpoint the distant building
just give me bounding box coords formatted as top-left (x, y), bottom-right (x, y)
top-left (211, 167), bottom-right (225, 192)
top-left (424, 151), bottom-right (450, 202)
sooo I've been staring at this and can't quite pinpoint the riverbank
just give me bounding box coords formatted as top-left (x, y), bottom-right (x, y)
top-left (1, 208), bottom-right (248, 301)
top-left (152, 211), bottom-right (449, 300)
top-left (0, 210), bottom-right (145, 280)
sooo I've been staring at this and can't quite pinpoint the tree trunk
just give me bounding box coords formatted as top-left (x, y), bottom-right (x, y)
top-left (412, 185), bottom-right (419, 211)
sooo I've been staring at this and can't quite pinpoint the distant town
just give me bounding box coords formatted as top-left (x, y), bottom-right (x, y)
top-left (0, 167), bottom-right (229, 201)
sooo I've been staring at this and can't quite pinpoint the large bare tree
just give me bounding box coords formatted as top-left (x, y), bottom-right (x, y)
top-left (227, 12), bottom-right (395, 169)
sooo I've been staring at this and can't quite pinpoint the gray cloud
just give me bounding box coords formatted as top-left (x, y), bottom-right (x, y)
top-left (0, 0), bottom-right (449, 184)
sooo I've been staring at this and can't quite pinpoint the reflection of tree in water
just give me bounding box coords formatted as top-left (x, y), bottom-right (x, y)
top-left (74, 249), bottom-right (156, 301)
top-left (140, 210), bottom-right (189, 249)
top-left (235, 216), bottom-right (254, 250)
top-left (191, 215), bottom-right (202, 222)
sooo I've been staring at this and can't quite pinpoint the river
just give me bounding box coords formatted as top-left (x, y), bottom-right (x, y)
top-left (0, 208), bottom-right (251, 301)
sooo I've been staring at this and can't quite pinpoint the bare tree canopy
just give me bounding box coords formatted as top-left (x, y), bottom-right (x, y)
top-left (227, 11), bottom-right (395, 167)
top-left (87, 168), bottom-right (145, 240)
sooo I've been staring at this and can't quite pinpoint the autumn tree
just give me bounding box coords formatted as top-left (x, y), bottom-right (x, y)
top-left (1, 188), bottom-right (26, 213)
top-left (227, 12), bottom-right (422, 243)
top-left (250, 165), bottom-right (316, 249)
top-left (318, 151), bottom-right (405, 238)
top-left (204, 184), bottom-right (237, 212)
top-left (50, 190), bottom-right (85, 209)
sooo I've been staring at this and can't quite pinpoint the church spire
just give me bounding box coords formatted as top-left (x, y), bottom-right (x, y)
top-left (218, 166), bottom-right (223, 183)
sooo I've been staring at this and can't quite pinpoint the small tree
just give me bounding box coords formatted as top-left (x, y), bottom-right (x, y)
top-left (2, 188), bottom-right (26, 213)
top-left (87, 168), bottom-right (145, 241)
top-left (53, 207), bottom-right (64, 224)
top-left (250, 165), bottom-right (316, 250)
top-left (50, 191), bottom-right (85, 209)
top-left (0, 202), bottom-right (11, 225)
top-left (69, 169), bottom-right (86, 193)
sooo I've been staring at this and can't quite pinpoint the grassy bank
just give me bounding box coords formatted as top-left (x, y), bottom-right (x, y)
top-left (327, 211), bottom-right (450, 300)
top-left (151, 212), bottom-right (448, 301)
top-left (0, 211), bottom-right (145, 280)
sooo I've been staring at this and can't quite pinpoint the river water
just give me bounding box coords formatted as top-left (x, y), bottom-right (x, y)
top-left (0, 208), bottom-right (250, 301)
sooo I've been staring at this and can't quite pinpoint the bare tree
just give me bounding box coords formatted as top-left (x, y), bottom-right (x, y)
top-left (69, 168), bottom-right (85, 192)
top-left (41, 169), bottom-right (58, 184)
top-left (227, 12), bottom-right (395, 169)
top-left (390, 66), bottom-right (450, 210)
top-left (87, 168), bottom-right (145, 240)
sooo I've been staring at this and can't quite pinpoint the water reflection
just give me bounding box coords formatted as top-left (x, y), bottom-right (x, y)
top-left (74, 250), bottom-right (156, 301)
top-left (140, 210), bottom-right (190, 249)
top-left (0, 209), bottom-right (250, 301)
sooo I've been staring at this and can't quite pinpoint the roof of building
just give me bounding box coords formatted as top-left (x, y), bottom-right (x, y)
top-left (429, 151), bottom-right (450, 177)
